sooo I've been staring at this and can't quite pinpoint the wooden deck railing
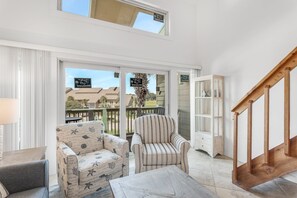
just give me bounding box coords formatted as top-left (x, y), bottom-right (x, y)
top-left (231, 47), bottom-right (297, 185)
top-left (66, 107), bottom-right (165, 136)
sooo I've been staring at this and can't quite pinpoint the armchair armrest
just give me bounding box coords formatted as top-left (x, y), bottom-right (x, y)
top-left (0, 160), bottom-right (49, 194)
top-left (171, 133), bottom-right (191, 174)
top-left (56, 142), bottom-right (79, 197)
top-left (103, 134), bottom-right (129, 176)
top-left (171, 133), bottom-right (190, 152)
top-left (131, 133), bottom-right (143, 173)
top-left (131, 133), bottom-right (143, 153)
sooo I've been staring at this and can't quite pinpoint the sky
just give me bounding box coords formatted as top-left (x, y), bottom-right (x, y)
top-left (62, 0), bottom-right (90, 17)
top-left (133, 12), bottom-right (164, 33)
top-left (66, 68), bottom-right (157, 94)
top-left (61, 0), bottom-right (165, 34)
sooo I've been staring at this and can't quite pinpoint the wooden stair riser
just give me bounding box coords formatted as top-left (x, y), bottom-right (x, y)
top-left (233, 136), bottom-right (297, 189)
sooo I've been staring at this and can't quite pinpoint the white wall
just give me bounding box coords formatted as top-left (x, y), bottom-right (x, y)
top-left (0, 0), bottom-right (198, 66)
top-left (196, 0), bottom-right (297, 161)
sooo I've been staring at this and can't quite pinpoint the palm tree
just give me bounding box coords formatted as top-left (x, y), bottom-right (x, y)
top-left (133, 73), bottom-right (149, 117)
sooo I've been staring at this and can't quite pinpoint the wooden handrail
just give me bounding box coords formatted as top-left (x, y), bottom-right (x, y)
top-left (231, 47), bottom-right (297, 114)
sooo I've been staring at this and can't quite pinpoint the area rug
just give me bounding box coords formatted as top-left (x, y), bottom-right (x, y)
top-left (49, 185), bottom-right (113, 198)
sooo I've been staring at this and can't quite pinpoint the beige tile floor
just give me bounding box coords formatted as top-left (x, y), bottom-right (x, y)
top-left (187, 149), bottom-right (297, 198)
top-left (50, 148), bottom-right (297, 198)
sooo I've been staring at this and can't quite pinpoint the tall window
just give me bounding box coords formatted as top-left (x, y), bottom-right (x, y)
top-left (58, 0), bottom-right (168, 35)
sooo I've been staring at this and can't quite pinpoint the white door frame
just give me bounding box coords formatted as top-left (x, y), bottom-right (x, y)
top-left (120, 67), bottom-right (169, 139)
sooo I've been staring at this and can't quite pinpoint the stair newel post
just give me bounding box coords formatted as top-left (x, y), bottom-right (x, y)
top-left (247, 100), bottom-right (253, 173)
top-left (233, 112), bottom-right (239, 182)
top-left (264, 85), bottom-right (270, 165)
top-left (284, 68), bottom-right (290, 156)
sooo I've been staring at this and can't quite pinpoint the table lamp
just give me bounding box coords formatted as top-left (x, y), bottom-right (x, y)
top-left (0, 98), bottom-right (19, 160)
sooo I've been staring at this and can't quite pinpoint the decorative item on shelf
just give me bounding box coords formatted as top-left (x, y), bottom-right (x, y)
top-left (201, 90), bottom-right (207, 97)
top-left (202, 90), bottom-right (211, 97)
top-left (0, 98), bottom-right (19, 160)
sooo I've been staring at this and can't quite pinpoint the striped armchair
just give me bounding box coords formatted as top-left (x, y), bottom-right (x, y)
top-left (131, 114), bottom-right (190, 174)
top-left (56, 121), bottom-right (129, 198)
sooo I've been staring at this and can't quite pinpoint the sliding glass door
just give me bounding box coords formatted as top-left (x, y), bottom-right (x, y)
top-left (64, 65), bottom-right (121, 136)
top-left (62, 62), bottom-right (168, 139)
top-left (125, 71), bottom-right (167, 137)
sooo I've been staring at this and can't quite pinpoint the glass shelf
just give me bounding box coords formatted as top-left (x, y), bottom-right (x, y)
top-left (195, 114), bottom-right (211, 118)
top-left (195, 97), bottom-right (212, 99)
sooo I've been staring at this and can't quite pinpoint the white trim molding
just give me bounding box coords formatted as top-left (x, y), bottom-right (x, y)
top-left (0, 39), bottom-right (201, 71)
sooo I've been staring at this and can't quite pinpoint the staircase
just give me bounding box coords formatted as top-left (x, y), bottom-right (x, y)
top-left (232, 47), bottom-right (297, 190)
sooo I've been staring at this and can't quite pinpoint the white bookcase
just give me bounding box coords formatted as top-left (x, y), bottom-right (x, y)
top-left (192, 75), bottom-right (224, 157)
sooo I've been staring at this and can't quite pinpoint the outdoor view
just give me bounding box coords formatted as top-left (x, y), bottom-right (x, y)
top-left (60, 0), bottom-right (166, 35)
top-left (65, 68), bottom-right (165, 136)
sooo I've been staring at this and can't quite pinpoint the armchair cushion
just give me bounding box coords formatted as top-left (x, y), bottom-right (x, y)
top-left (56, 121), bottom-right (104, 155)
top-left (78, 149), bottom-right (123, 184)
top-left (134, 114), bottom-right (175, 144)
top-left (143, 143), bottom-right (181, 166)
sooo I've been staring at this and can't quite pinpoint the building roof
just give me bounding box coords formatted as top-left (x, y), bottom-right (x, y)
top-left (74, 88), bottom-right (102, 94)
top-left (66, 87), bottom-right (135, 106)
top-left (65, 87), bottom-right (73, 94)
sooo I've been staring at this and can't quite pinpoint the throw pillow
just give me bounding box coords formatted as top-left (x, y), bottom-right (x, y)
top-left (0, 182), bottom-right (9, 198)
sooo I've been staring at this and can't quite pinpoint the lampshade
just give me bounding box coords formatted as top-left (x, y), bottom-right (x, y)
top-left (0, 98), bottom-right (19, 124)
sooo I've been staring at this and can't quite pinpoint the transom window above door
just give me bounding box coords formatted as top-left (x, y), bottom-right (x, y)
top-left (57, 0), bottom-right (168, 35)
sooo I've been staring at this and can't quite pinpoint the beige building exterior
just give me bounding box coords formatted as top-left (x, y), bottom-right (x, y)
top-left (66, 87), bottom-right (136, 109)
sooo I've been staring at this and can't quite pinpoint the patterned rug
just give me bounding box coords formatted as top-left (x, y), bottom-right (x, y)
top-left (49, 185), bottom-right (113, 198)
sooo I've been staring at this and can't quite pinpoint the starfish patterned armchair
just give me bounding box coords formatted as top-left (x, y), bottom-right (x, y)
top-left (56, 121), bottom-right (129, 198)
top-left (131, 114), bottom-right (191, 174)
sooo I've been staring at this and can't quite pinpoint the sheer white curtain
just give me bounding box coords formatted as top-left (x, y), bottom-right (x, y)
top-left (0, 46), bottom-right (20, 151)
top-left (19, 49), bottom-right (50, 148)
top-left (0, 45), bottom-right (50, 150)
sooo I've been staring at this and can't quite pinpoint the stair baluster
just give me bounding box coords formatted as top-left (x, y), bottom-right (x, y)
top-left (264, 86), bottom-right (270, 165)
top-left (247, 101), bottom-right (253, 173)
top-left (233, 112), bottom-right (239, 182)
top-left (284, 68), bottom-right (290, 156)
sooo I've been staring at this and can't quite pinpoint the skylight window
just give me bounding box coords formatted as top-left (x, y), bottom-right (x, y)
top-left (58, 0), bottom-right (168, 36)
top-left (133, 12), bottom-right (165, 34)
top-left (61, 0), bottom-right (90, 17)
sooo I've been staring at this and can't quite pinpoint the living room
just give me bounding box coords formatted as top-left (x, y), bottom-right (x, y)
top-left (1, 0), bottom-right (297, 197)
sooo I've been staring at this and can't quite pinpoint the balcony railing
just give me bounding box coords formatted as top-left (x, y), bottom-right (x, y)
top-left (65, 107), bottom-right (165, 136)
